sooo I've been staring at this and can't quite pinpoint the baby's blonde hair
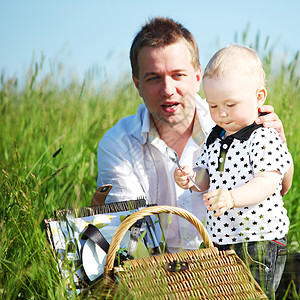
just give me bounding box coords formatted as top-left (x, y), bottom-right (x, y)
top-left (203, 44), bottom-right (265, 88)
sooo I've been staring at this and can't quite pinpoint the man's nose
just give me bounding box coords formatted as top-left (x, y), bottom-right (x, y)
top-left (161, 77), bottom-right (175, 97)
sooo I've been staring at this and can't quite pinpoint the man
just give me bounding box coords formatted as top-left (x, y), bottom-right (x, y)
top-left (96, 17), bottom-right (293, 252)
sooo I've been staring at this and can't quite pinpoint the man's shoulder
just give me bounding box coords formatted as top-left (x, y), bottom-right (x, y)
top-left (195, 95), bottom-right (215, 134)
top-left (100, 103), bottom-right (147, 145)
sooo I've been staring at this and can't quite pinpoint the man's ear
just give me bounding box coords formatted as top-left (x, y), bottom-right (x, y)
top-left (195, 65), bottom-right (202, 91)
top-left (132, 75), bottom-right (142, 97)
top-left (257, 87), bottom-right (267, 107)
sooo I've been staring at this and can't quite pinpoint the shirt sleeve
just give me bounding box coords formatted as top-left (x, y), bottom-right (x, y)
top-left (195, 144), bottom-right (209, 170)
top-left (97, 135), bottom-right (146, 204)
top-left (249, 128), bottom-right (292, 176)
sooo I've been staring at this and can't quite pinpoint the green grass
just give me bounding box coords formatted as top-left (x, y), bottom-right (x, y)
top-left (1, 33), bottom-right (299, 299)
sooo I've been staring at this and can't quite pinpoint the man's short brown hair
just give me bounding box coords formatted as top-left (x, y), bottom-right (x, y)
top-left (130, 17), bottom-right (200, 78)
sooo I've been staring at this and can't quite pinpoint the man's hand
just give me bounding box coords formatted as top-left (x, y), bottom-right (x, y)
top-left (203, 189), bottom-right (235, 217)
top-left (256, 105), bottom-right (286, 143)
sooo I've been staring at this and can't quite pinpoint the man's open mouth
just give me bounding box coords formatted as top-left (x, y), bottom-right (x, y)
top-left (161, 103), bottom-right (179, 108)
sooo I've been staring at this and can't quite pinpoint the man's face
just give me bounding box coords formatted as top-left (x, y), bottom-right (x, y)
top-left (132, 42), bottom-right (201, 129)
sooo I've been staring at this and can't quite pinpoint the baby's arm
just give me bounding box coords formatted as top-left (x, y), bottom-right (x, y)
top-left (203, 171), bottom-right (281, 217)
top-left (256, 107), bottom-right (293, 195)
top-left (174, 166), bottom-right (209, 192)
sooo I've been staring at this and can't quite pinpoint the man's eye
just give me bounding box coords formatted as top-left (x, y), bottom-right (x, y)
top-left (210, 105), bottom-right (217, 108)
top-left (147, 76), bottom-right (159, 81)
top-left (174, 74), bottom-right (184, 78)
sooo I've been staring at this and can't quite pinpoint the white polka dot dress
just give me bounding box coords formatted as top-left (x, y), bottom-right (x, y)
top-left (196, 123), bottom-right (292, 245)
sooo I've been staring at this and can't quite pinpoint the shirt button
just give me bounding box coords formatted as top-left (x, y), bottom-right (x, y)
top-left (219, 157), bottom-right (224, 163)
top-left (182, 201), bottom-right (186, 207)
top-left (185, 236), bottom-right (190, 241)
top-left (222, 144), bottom-right (228, 149)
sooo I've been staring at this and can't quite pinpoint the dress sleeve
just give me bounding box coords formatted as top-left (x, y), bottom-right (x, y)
top-left (249, 128), bottom-right (292, 176)
top-left (195, 144), bottom-right (209, 170)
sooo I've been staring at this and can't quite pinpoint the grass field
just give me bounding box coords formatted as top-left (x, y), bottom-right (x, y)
top-left (1, 35), bottom-right (299, 299)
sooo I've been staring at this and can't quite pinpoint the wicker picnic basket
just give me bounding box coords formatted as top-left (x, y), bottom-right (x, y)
top-left (102, 205), bottom-right (268, 299)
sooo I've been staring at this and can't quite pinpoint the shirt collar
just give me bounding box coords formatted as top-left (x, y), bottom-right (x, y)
top-left (147, 113), bottom-right (205, 147)
top-left (191, 114), bottom-right (206, 146)
top-left (207, 122), bottom-right (263, 146)
top-left (148, 116), bottom-right (159, 143)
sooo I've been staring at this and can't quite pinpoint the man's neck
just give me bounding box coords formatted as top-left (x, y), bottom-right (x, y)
top-left (154, 116), bottom-right (195, 159)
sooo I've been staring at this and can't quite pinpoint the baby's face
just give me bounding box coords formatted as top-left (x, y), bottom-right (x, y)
top-left (203, 72), bottom-right (265, 136)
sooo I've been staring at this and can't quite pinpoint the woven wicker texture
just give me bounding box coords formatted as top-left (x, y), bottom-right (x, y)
top-left (104, 206), bottom-right (267, 299)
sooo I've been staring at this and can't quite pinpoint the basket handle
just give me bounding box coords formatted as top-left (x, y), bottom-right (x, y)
top-left (104, 205), bottom-right (214, 275)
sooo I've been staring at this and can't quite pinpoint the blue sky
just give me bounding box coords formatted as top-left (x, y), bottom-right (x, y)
top-left (1, 0), bottom-right (299, 82)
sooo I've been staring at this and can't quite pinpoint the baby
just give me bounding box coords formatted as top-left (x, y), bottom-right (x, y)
top-left (174, 44), bottom-right (293, 298)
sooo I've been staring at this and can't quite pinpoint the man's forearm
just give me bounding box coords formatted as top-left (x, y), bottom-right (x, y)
top-left (281, 162), bottom-right (294, 196)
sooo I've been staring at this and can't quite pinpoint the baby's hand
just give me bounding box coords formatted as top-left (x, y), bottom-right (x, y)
top-left (174, 166), bottom-right (194, 190)
top-left (203, 189), bottom-right (235, 217)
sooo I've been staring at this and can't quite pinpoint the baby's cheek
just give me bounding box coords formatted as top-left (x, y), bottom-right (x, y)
top-left (234, 113), bottom-right (254, 125)
top-left (210, 111), bottom-right (219, 123)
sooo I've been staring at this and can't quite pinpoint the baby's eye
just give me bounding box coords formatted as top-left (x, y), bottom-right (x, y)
top-left (227, 103), bottom-right (236, 107)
